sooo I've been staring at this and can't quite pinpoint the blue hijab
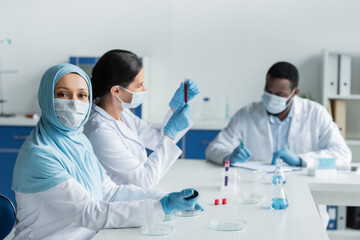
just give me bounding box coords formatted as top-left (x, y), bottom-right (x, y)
top-left (12, 64), bottom-right (105, 200)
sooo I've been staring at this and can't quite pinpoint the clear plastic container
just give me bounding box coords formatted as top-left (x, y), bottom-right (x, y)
top-left (208, 219), bottom-right (246, 231)
top-left (163, 212), bottom-right (176, 222)
top-left (238, 192), bottom-right (267, 205)
top-left (140, 223), bottom-right (173, 236)
top-left (221, 170), bottom-right (237, 193)
top-left (176, 209), bottom-right (200, 217)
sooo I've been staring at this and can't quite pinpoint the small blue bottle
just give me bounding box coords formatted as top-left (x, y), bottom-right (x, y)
top-left (272, 158), bottom-right (286, 185)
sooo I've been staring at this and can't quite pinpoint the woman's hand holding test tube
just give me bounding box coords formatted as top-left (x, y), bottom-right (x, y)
top-left (169, 79), bottom-right (200, 111)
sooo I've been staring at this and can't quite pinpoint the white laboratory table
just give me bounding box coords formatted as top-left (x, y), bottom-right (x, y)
top-left (93, 160), bottom-right (360, 240)
top-left (306, 168), bottom-right (360, 206)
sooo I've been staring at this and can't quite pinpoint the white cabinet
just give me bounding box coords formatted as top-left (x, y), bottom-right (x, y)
top-left (322, 50), bottom-right (360, 239)
top-left (322, 50), bottom-right (360, 163)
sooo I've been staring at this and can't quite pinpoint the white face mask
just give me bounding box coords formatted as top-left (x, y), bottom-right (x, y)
top-left (116, 86), bottom-right (148, 109)
top-left (261, 90), bottom-right (295, 115)
top-left (54, 98), bottom-right (89, 129)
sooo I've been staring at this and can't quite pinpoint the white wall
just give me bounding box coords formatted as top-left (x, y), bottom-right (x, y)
top-left (1, 0), bottom-right (360, 122)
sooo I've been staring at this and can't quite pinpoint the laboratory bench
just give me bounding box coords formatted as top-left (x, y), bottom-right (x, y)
top-left (93, 160), bottom-right (360, 240)
top-left (0, 115), bottom-right (37, 208)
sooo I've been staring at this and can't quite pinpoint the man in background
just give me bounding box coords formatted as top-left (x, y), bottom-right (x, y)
top-left (206, 61), bottom-right (351, 169)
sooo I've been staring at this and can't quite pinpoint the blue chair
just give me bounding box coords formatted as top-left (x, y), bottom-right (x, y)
top-left (0, 194), bottom-right (16, 239)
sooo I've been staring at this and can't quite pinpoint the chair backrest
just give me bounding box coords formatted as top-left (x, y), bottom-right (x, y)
top-left (0, 194), bottom-right (16, 239)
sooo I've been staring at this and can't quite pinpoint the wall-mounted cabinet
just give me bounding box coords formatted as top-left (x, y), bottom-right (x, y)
top-left (0, 126), bottom-right (34, 208)
top-left (182, 130), bottom-right (219, 159)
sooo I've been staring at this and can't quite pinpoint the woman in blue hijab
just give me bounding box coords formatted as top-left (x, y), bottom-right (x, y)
top-left (11, 63), bottom-right (202, 240)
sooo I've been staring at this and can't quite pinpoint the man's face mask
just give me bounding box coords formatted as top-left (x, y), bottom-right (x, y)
top-left (261, 89), bottom-right (295, 115)
top-left (54, 98), bottom-right (89, 128)
top-left (116, 86), bottom-right (148, 109)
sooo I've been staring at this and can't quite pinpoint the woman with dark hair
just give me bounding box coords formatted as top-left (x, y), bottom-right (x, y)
top-left (84, 49), bottom-right (200, 188)
top-left (12, 63), bottom-right (202, 239)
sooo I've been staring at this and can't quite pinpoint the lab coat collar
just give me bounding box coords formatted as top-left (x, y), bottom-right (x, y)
top-left (92, 104), bottom-right (134, 126)
top-left (268, 101), bottom-right (295, 124)
top-left (92, 104), bottom-right (115, 121)
top-left (258, 101), bottom-right (274, 161)
top-left (259, 97), bottom-right (299, 161)
top-left (292, 96), bottom-right (301, 119)
top-left (92, 104), bottom-right (145, 147)
top-left (287, 96), bottom-right (302, 150)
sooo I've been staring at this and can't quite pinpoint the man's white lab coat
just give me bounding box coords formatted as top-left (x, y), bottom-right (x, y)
top-left (206, 96), bottom-right (351, 168)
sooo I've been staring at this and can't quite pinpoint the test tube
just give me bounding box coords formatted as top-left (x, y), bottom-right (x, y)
top-left (224, 160), bottom-right (230, 186)
top-left (184, 80), bottom-right (188, 103)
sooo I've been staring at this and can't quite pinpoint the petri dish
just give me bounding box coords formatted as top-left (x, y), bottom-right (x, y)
top-left (140, 223), bottom-right (173, 236)
top-left (250, 192), bottom-right (267, 201)
top-left (208, 219), bottom-right (246, 231)
top-left (238, 192), bottom-right (267, 205)
top-left (163, 212), bottom-right (176, 222)
top-left (238, 197), bottom-right (259, 205)
top-left (175, 209), bottom-right (200, 217)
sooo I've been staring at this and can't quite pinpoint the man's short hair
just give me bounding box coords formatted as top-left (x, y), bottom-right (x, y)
top-left (267, 62), bottom-right (299, 89)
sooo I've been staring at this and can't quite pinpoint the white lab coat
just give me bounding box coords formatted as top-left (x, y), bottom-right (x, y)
top-left (13, 175), bottom-right (165, 240)
top-left (83, 105), bottom-right (186, 189)
top-left (206, 96), bottom-right (351, 168)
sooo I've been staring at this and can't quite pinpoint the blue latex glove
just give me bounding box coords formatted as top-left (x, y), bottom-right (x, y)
top-left (272, 148), bottom-right (301, 166)
top-left (160, 188), bottom-right (204, 214)
top-left (163, 104), bottom-right (191, 139)
top-left (169, 79), bottom-right (200, 111)
top-left (229, 144), bottom-right (252, 164)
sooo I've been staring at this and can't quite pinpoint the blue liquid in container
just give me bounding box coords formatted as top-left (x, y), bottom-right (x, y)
top-left (271, 198), bottom-right (288, 210)
top-left (272, 175), bottom-right (286, 185)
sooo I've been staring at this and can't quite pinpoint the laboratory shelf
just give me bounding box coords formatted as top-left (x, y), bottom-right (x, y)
top-left (327, 95), bottom-right (360, 100)
top-left (346, 139), bottom-right (360, 146)
top-left (327, 228), bottom-right (360, 240)
top-left (0, 115), bottom-right (38, 126)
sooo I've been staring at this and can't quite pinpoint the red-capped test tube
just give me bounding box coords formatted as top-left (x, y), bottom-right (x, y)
top-left (184, 80), bottom-right (188, 103)
top-left (224, 160), bottom-right (230, 187)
